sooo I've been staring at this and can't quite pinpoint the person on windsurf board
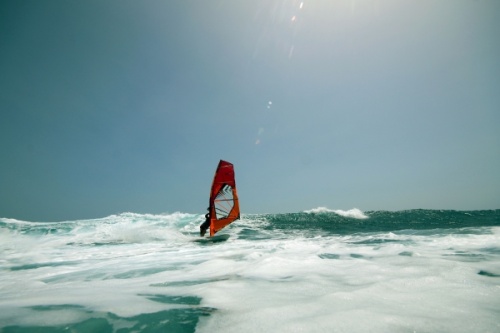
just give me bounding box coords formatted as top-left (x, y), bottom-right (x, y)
top-left (200, 208), bottom-right (210, 237)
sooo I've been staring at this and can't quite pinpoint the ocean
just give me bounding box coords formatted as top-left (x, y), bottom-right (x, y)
top-left (1, 208), bottom-right (499, 333)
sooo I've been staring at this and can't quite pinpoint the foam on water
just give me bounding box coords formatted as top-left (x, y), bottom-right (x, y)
top-left (1, 210), bottom-right (499, 332)
top-left (304, 206), bottom-right (368, 219)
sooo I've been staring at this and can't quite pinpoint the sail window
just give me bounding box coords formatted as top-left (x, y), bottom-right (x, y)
top-left (214, 184), bottom-right (234, 220)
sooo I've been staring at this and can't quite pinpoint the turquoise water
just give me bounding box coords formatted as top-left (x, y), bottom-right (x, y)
top-left (1, 209), bottom-right (499, 332)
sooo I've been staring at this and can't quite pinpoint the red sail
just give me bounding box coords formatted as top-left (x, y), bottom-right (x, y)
top-left (209, 160), bottom-right (240, 236)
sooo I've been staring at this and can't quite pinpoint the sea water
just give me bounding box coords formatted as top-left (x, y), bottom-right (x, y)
top-left (1, 209), bottom-right (499, 332)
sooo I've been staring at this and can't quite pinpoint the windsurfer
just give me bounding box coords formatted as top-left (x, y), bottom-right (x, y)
top-left (200, 211), bottom-right (210, 236)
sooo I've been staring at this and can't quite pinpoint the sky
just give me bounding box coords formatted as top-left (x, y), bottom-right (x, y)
top-left (1, 0), bottom-right (499, 221)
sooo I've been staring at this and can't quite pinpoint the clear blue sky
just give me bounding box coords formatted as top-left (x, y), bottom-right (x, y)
top-left (1, 0), bottom-right (499, 221)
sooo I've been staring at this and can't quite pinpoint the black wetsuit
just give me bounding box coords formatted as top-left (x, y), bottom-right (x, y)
top-left (200, 213), bottom-right (210, 236)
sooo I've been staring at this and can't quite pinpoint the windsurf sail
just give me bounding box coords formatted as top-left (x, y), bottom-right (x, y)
top-left (208, 160), bottom-right (240, 236)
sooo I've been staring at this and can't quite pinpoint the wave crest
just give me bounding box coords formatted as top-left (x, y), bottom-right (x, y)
top-left (304, 207), bottom-right (368, 219)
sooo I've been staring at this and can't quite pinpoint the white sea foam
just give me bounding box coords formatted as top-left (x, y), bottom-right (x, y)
top-left (304, 207), bottom-right (369, 219)
top-left (1, 213), bottom-right (499, 332)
